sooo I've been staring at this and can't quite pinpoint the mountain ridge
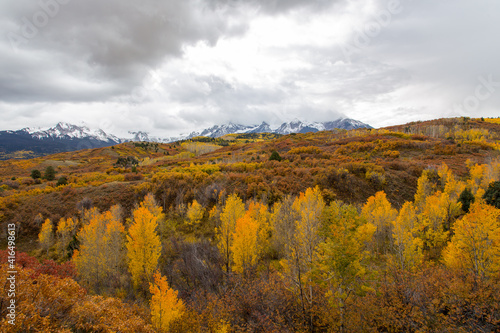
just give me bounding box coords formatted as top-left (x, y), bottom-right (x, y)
top-left (0, 118), bottom-right (371, 159)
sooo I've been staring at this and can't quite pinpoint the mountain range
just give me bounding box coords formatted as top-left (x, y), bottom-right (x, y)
top-left (0, 118), bottom-right (371, 159)
top-left (135, 118), bottom-right (371, 142)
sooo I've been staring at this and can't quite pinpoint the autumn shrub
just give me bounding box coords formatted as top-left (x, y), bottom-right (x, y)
top-left (69, 296), bottom-right (153, 333)
top-left (382, 150), bottom-right (400, 158)
top-left (2, 180), bottom-right (19, 189)
top-left (433, 143), bottom-right (457, 155)
top-left (0, 250), bottom-right (76, 279)
top-left (57, 176), bottom-right (68, 186)
top-left (0, 264), bottom-right (153, 332)
top-left (22, 177), bottom-right (35, 186)
top-left (124, 173), bottom-right (144, 181)
top-left (0, 265), bottom-right (85, 332)
top-left (288, 146), bottom-right (322, 155)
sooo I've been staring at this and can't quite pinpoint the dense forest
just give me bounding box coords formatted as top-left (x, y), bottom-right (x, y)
top-left (1, 117), bottom-right (500, 332)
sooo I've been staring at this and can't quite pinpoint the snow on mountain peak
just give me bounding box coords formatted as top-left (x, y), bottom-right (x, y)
top-left (12, 118), bottom-right (371, 146)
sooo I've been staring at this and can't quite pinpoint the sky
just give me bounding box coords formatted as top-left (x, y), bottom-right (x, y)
top-left (1, 0), bottom-right (499, 137)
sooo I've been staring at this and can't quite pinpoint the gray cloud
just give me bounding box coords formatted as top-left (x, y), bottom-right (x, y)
top-left (1, 0), bottom-right (339, 105)
top-left (1, 0), bottom-right (499, 135)
top-left (0, 0), bottom-right (251, 103)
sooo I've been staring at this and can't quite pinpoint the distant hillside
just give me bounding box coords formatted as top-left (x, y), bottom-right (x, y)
top-left (0, 118), bottom-right (371, 159)
top-left (1, 116), bottom-right (499, 245)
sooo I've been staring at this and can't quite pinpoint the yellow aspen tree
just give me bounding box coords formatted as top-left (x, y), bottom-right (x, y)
top-left (292, 186), bottom-right (325, 272)
top-left (417, 190), bottom-right (460, 257)
top-left (149, 271), bottom-right (185, 332)
top-left (465, 160), bottom-right (499, 199)
top-left (247, 201), bottom-right (271, 257)
top-left (108, 204), bottom-right (123, 224)
top-left (127, 206), bottom-right (162, 288)
top-left (443, 201), bottom-right (500, 279)
top-left (270, 195), bottom-right (298, 258)
top-left (73, 213), bottom-right (109, 292)
top-left (73, 208), bottom-right (126, 293)
top-left (281, 186), bottom-right (325, 329)
top-left (216, 193), bottom-right (245, 273)
top-left (439, 164), bottom-right (466, 201)
top-left (81, 207), bottom-right (100, 226)
top-left (231, 213), bottom-right (260, 274)
top-left (142, 193), bottom-right (163, 216)
top-left (414, 171), bottom-right (436, 210)
top-left (318, 201), bottom-right (375, 333)
top-left (102, 209), bottom-right (126, 280)
top-left (391, 202), bottom-right (423, 271)
top-left (361, 191), bottom-right (397, 255)
top-left (140, 193), bottom-right (167, 237)
top-left (186, 200), bottom-right (205, 229)
top-left (56, 217), bottom-right (77, 259)
top-left (38, 218), bottom-right (53, 255)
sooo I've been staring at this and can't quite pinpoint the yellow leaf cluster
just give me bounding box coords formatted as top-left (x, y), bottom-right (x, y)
top-left (149, 271), bottom-right (185, 332)
top-left (38, 218), bottom-right (53, 254)
top-left (231, 213), bottom-right (260, 274)
top-left (127, 201), bottom-right (162, 288)
top-left (443, 201), bottom-right (500, 279)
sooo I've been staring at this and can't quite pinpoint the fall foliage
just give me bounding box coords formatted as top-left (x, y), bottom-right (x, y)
top-left (149, 271), bottom-right (185, 332)
top-left (127, 203), bottom-right (162, 289)
top-left (38, 218), bottom-right (53, 255)
top-left (2, 117), bottom-right (500, 332)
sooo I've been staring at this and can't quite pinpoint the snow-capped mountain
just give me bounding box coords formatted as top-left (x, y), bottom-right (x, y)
top-left (129, 131), bottom-right (151, 142)
top-left (0, 118), bottom-right (371, 159)
top-left (182, 118), bottom-right (371, 139)
top-left (0, 122), bottom-right (122, 159)
top-left (27, 122), bottom-right (121, 143)
top-left (187, 123), bottom-right (254, 139)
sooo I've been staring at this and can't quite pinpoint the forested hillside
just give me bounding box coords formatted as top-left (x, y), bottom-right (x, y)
top-left (1, 117), bottom-right (500, 332)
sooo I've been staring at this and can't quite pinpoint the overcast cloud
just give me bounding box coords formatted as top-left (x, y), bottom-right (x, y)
top-left (1, 0), bottom-right (499, 137)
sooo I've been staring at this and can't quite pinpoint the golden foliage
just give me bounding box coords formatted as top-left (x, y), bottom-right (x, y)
top-left (186, 199), bottom-right (205, 227)
top-left (443, 201), bottom-right (500, 279)
top-left (73, 208), bottom-right (125, 293)
top-left (149, 271), bottom-right (185, 332)
top-left (231, 213), bottom-right (260, 274)
top-left (38, 218), bottom-right (53, 254)
top-left (362, 191), bottom-right (397, 255)
top-left (391, 202), bottom-right (423, 271)
top-left (56, 217), bottom-right (77, 258)
top-left (0, 265), bottom-right (153, 332)
top-left (216, 193), bottom-right (245, 272)
top-left (127, 204), bottom-right (162, 288)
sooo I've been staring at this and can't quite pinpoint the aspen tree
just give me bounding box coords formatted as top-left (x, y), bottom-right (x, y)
top-left (149, 271), bottom-right (185, 332)
top-left (39, 218), bottom-right (53, 255)
top-left (127, 205), bottom-right (162, 288)
top-left (247, 201), bottom-right (271, 257)
top-left (73, 213), bottom-right (109, 292)
top-left (73, 207), bottom-right (125, 293)
top-left (216, 193), bottom-right (245, 273)
top-left (56, 217), bottom-right (77, 258)
top-left (231, 213), bottom-right (260, 274)
top-left (443, 201), bottom-right (500, 279)
top-left (319, 201), bottom-right (375, 333)
top-left (414, 171), bottom-right (436, 210)
top-left (361, 191), bottom-right (397, 255)
top-left (391, 202), bottom-right (423, 271)
top-left (280, 186), bottom-right (325, 330)
top-left (186, 200), bottom-right (205, 228)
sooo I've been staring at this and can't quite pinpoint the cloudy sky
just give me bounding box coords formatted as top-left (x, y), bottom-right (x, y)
top-left (1, 0), bottom-right (499, 137)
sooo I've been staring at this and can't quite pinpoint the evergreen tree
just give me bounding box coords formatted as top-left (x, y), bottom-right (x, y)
top-left (44, 166), bottom-right (56, 181)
